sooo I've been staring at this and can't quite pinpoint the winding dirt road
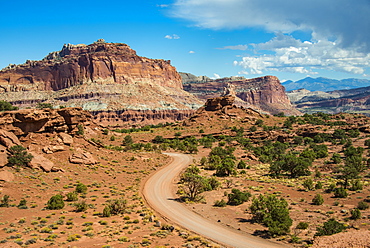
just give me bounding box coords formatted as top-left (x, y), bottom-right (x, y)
top-left (143, 153), bottom-right (289, 248)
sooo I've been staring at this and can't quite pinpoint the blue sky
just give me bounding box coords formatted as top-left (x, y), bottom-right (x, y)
top-left (1, 0), bottom-right (370, 81)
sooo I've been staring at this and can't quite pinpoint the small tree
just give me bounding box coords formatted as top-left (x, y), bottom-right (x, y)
top-left (122, 135), bottom-right (133, 146)
top-left (250, 194), bottom-right (292, 236)
top-left (357, 201), bottom-right (369, 210)
top-left (7, 145), bottom-right (33, 168)
top-left (36, 102), bottom-right (53, 109)
top-left (334, 187), bottom-right (348, 198)
top-left (312, 194), bottom-right (324, 205)
top-left (181, 173), bottom-right (206, 201)
top-left (107, 198), bottom-right (126, 215)
top-left (74, 201), bottom-right (89, 212)
top-left (47, 194), bottom-right (65, 210)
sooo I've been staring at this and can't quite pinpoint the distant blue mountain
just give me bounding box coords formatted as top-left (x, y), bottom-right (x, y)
top-left (282, 77), bottom-right (370, 92)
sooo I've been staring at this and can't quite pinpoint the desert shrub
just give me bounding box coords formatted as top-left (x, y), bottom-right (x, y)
top-left (0, 195), bottom-right (10, 207)
top-left (331, 153), bottom-right (342, 164)
top-left (315, 218), bottom-right (345, 236)
top-left (293, 136), bottom-right (304, 145)
top-left (334, 188), bottom-right (348, 198)
top-left (237, 160), bottom-right (247, 169)
top-left (365, 139), bottom-right (370, 148)
top-left (7, 145), bottom-right (33, 168)
top-left (107, 198), bottom-right (126, 215)
top-left (76, 124), bottom-right (84, 135)
top-left (350, 208), bottom-right (361, 220)
top-left (204, 177), bottom-right (221, 191)
top-left (102, 206), bottom-right (111, 217)
top-left (315, 181), bottom-right (323, 189)
top-left (312, 194), bottom-right (324, 205)
top-left (75, 183), bottom-right (87, 194)
top-left (36, 102), bottom-right (53, 109)
top-left (227, 189), bottom-right (251, 206)
top-left (66, 192), bottom-right (78, 202)
top-left (74, 201), bottom-right (89, 212)
top-left (214, 199), bottom-right (227, 207)
top-left (357, 201), bottom-right (369, 210)
top-left (249, 126), bottom-right (257, 132)
top-left (350, 179), bottom-right (363, 191)
top-left (296, 222), bottom-right (309, 230)
top-left (0, 100), bottom-right (18, 111)
top-left (17, 199), bottom-right (28, 209)
top-left (303, 178), bottom-right (314, 191)
top-left (250, 194), bottom-right (292, 236)
top-left (47, 194), bottom-right (65, 210)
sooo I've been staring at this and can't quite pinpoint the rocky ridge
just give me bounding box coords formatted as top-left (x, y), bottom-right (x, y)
top-left (183, 74), bottom-right (301, 116)
top-left (0, 41), bottom-right (203, 126)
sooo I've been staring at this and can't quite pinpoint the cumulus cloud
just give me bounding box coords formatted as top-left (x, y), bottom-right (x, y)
top-left (234, 34), bottom-right (370, 76)
top-left (165, 34), bottom-right (180, 39)
top-left (189, 51), bottom-right (195, 54)
top-left (170, 0), bottom-right (370, 52)
top-left (218, 45), bottom-right (248, 50)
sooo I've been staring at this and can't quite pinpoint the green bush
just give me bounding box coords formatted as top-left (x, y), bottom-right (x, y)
top-left (334, 188), bottom-right (348, 198)
top-left (303, 178), bottom-right (314, 191)
top-left (214, 199), bottom-right (227, 207)
top-left (17, 199), bottom-right (28, 209)
top-left (250, 194), bottom-right (292, 236)
top-left (357, 201), bottom-right (369, 210)
top-left (0, 100), bottom-right (18, 111)
top-left (312, 194), bottom-right (324, 205)
top-left (237, 160), bottom-right (247, 169)
top-left (350, 208), bottom-right (361, 220)
top-left (227, 189), bottom-right (251, 206)
top-left (0, 195), bottom-right (10, 207)
top-left (47, 194), bottom-right (65, 210)
top-left (75, 183), bottom-right (87, 194)
top-left (36, 102), bottom-right (53, 109)
top-left (315, 218), bottom-right (345, 236)
top-left (66, 192), bottom-right (78, 201)
top-left (296, 222), bottom-right (309, 230)
top-left (7, 145), bottom-right (33, 168)
top-left (74, 201), bottom-right (89, 212)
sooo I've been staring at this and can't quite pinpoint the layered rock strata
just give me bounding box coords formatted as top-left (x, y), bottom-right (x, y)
top-left (183, 75), bottom-right (301, 116)
top-left (0, 41), bottom-right (203, 126)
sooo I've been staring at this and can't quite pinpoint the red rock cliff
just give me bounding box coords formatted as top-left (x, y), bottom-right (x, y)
top-left (183, 75), bottom-right (301, 115)
top-left (0, 41), bottom-right (182, 92)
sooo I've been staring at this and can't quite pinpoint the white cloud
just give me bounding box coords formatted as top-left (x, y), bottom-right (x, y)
top-left (165, 34), bottom-right (180, 39)
top-left (234, 34), bottom-right (370, 76)
top-left (170, 0), bottom-right (370, 52)
top-left (218, 45), bottom-right (248, 50)
top-left (212, 73), bottom-right (221, 79)
top-left (189, 51), bottom-right (195, 54)
top-left (157, 4), bottom-right (169, 8)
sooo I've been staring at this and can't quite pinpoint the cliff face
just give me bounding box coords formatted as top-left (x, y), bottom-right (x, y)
top-left (0, 41), bottom-right (203, 126)
top-left (183, 75), bottom-right (301, 115)
top-left (0, 42), bottom-right (182, 91)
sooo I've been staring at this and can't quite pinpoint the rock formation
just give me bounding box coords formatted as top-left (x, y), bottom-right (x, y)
top-left (183, 75), bottom-right (301, 116)
top-left (0, 107), bottom-right (92, 135)
top-left (0, 41), bottom-right (203, 126)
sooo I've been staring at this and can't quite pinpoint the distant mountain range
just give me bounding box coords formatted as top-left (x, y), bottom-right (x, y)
top-left (282, 77), bottom-right (370, 92)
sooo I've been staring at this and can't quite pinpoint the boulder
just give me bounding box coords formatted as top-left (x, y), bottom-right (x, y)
top-left (43, 145), bottom-right (65, 154)
top-left (58, 133), bottom-right (73, 145)
top-left (0, 145), bottom-right (7, 167)
top-left (0, 170), bottom-right (14, 182)
top-left (29, 152), bottom-right (56, 172)
top-left (69, 149), bottom-right (97, 165)
top-left (0, 129), bottom-right (22, 148)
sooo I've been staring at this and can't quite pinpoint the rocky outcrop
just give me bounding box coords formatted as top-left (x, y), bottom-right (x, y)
top-left (0, 107), bottom-right (91, 135)
top-left (183, 95), bottom-right (264, 127)
top-left (183, 75), bottom-right (300, 116)
top-left (69, 149), bottom-right (97, 165)
top-left (0, 41), bottom-right (203, 126)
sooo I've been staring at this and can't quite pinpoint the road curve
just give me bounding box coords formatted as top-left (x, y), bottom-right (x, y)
top-left (143, 153), bottom-right (288, 248)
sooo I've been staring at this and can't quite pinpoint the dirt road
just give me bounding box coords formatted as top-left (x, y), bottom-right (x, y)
top-left (143, 153), bottom-right (289, 248)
